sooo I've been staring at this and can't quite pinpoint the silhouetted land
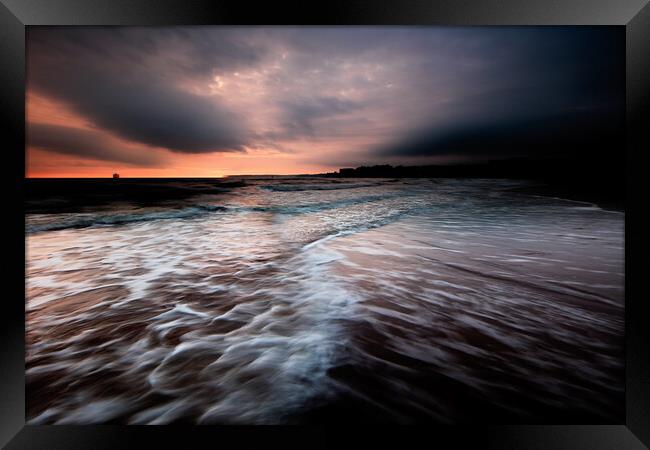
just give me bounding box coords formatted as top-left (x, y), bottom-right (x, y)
top-left (25, 157), bottom-right (625, 213)
top-left (319, 157), bottom-right (625, 210)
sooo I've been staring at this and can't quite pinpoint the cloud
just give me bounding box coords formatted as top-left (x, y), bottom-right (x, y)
top-left (372, 27), bottom-right (625, 162)
top-left (37, 70), bottom-right (248, 153)
top-left (27, 27), bottom-right (261, 154)
top-left (26, 26), bottom-right (624, 171)
top-left (376, 107), bottom-right (623, 161)
top-left (274, 96), bottom-right (363, 139)
top-left (28, 123), bottom-right (166, 166)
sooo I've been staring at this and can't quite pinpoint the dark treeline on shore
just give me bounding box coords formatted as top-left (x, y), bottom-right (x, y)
top-left (25, 157), bottom-right (625, 212)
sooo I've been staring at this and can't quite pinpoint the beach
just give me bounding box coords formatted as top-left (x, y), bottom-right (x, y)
top-left (26, 177), bottom-right (625, 424)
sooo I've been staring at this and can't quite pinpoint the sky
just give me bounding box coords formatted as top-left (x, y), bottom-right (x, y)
top-left (26, 26), bottom-right (624, 178)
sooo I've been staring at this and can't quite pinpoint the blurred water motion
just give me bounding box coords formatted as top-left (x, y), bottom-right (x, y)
top-left (26, 178), bottom-right (624, 424)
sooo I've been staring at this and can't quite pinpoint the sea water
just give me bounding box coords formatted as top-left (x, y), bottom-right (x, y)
top-left (25, 178), bottom-right (624, 424)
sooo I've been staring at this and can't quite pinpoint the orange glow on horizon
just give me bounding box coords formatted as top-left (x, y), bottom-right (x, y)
top-left (26, 168), bottom-right (330, 178)
top-left (26, 148), bottom-right (334, 178)
top-left (27, 93), bottom-right (341, 178)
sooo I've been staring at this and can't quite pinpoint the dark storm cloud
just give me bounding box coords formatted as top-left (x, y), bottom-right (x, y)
top-left (27, 26), bottom-right (624, 169)
top-left (376, 27), bottom-right (624, 161)
top-left (34, 68), bottom-right (246, 153)
top-left (27, 27), bottom-right (263, 153)
top-left (380, 107), bottom-right (622, 159)
top-left (28, 27), bottom-right (265, 83)
top-left (28, 123), bottom-right (164, 166)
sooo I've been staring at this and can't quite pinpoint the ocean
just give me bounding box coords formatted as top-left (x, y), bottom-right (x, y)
top-left (25, 177), bottom-right (625, 424)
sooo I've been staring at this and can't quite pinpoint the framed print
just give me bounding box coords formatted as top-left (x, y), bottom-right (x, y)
top-left (1, 0), bottom-right (649, 448)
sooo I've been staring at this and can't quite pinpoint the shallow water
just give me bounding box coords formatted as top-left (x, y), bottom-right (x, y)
top-left (26, 178), bottom-right (624, 424)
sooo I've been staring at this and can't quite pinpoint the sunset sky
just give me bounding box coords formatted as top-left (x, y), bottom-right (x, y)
top-left (26, 26), bottom-right (623, 178)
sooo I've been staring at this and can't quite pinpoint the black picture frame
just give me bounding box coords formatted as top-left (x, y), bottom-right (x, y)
top-left (2, 0), bottom-right (648, 448)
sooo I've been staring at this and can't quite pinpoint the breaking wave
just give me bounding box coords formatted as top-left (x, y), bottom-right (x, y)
top-left (26, 205), bottom-right (227, 233)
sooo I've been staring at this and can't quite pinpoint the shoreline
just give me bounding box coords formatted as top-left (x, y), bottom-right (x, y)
top-left (505, 184), bottom-right (624, 213)
top-left (25, 177), bottom-right (625, 214)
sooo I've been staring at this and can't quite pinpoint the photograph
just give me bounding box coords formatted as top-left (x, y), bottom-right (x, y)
top-left (24, 25), bottom-right (626, 425)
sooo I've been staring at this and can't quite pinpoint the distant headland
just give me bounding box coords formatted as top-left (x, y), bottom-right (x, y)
top-left (317, 157), bottom-right (624, 209)
top-left (319, 157), bottom-right (614, 180)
